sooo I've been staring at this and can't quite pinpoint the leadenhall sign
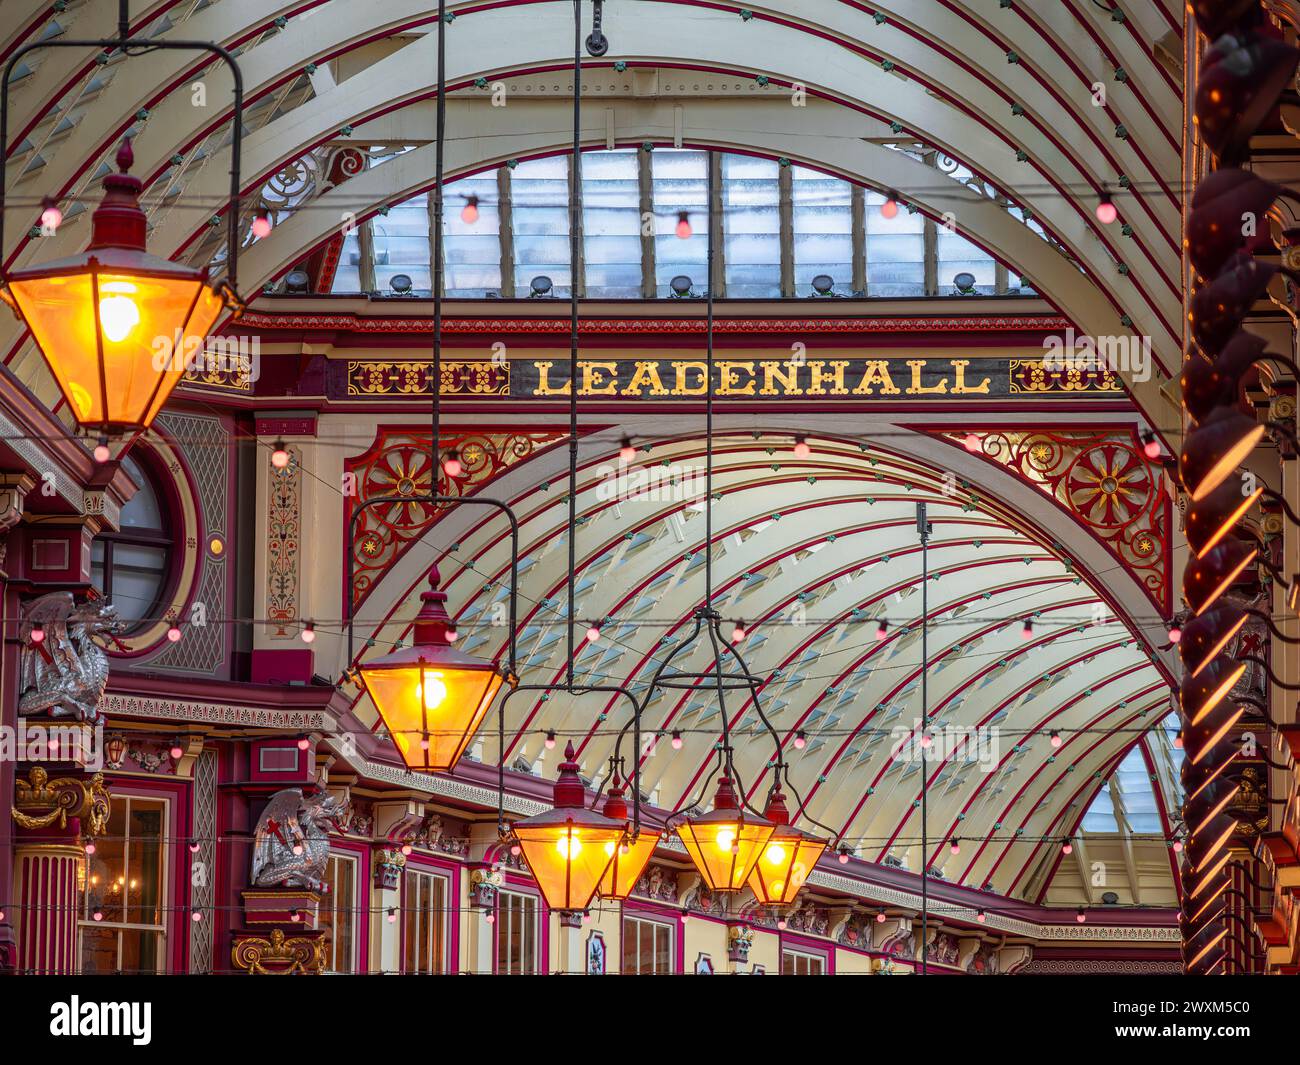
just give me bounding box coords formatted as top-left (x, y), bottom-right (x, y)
top-left (340, 355), bottom-right (1124, 400)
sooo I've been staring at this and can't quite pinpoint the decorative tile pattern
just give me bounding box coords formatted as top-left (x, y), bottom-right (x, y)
top-left (267, 445), bottom-right (303, 638)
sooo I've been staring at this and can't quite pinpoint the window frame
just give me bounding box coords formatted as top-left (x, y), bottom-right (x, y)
top-left (621, 911), bottom-right (677, 975)
top-left (320, 851), bottom-right (360, 974)
top-left (779, 935), bottom-right (832, 975)
top-left (401, 862), bottom-right (455, 974)
top-left (77, 792), bottom-right (171, 974)
top-left (494, 886), bottom-right (543, 975)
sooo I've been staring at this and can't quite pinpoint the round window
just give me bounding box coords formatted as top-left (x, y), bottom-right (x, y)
top-left (91, 454), bottom-right (173, 631)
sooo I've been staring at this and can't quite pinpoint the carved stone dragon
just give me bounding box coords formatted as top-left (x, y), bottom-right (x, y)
top-left (250, 787), bottom-right (350, 892)
top-left (18, 593), bottom-right (123, 723)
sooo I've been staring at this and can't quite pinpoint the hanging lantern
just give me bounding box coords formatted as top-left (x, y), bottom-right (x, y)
top-left (596, 777), bottom-right (659, 901)
top-left (357, 565), bottom-right (503, 772)
top-left (0, 140), bottom-right (236, 433)
top-left (675, 774), bottom-right (775, 892)
top-left (746, 789), bottom-right (826, 907)
top-left (512, 743), bottom-right (624, 912)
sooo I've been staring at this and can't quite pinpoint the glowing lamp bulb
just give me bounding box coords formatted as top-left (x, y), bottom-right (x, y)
top-left (461, 195), bottom-right (480, 224)
top-left (251, 214), bottom-right (273, 239)
top-left (715, 828), bottom-right (736, 853)
top-left (875, 619), bottom-right (888, 641)
top-left (1076, 909), bottom-right (1086, 923)
top-left (1049, 730), bottom-right (1062, 748)
top-left (169, 743), bottom-right (184, 760)
top-left (919, 731), bottom-right (932, 749)
top-left (188, 840), bottom-right (200, 853)
top-left (793, 436), bottom-right (811, 458)
top-left (731, 621), bottom-right (747, 643)
top-left (1172, 839), bottom-right (1183, 853)
top-left (793, 730), bottom-right (806, 750)
top-left (1095, 196), bottom-right (1117, 225)
top-left (419, 679), bottom-right (445, 712)
top-left (387, 908), bottom-right (398, 924)
top-left (880, 195), bottom-right (899, 219)
top-left (586, 624), bottom-right (601, 644)
top-left (93, 909), bottom-right (104, 922)
top-left (976, 910), bottom-right (986, 923)
top-left (442, 450), bottom-right (462, 478)
top-left (98, 281), bottom-right (140, 342)
top-left (401, 843), bottom-right (412, 856)
top-left (445, 624), bottom-right (458, 643)
top-left (292, 844), bottom-right (303, 856)
top-left (301, 622), bottom-right (316, 644)
top-left (619, 435), bottom-right (636, 462)
top-left (671, 730), bottom-right (683, 750)
top-left (485, 912), bottom-right (495, 924)
top-left (1167, 624), bottom-right (1181, 644)
top-left (544, 731), bottom-right (557, 750)
top-left (510, 843), bottom-right (522, 857)
top-left (949, 839), bottom-right (960, 855)
top-left (1021, 619), bottom-right (1033, 640)
top-left (1062, 840), bottom-right (1073, 855)
top-left (838, 849), bottom-right (850, 865)
top-left (40, 197), bottom-right (62, 232)
top-left (1173, 731), bottom-right (1183, 750)
top-left (675, 211), bottom-right (692, 239)
top-left (166, 625), bottom-right (182, 643)
top-left (554, 833), bottom-right (583, 859)
top-left (270, 441), bottom-right (290, 469)
top-left (876, 911), bottom-right (887, 923)
top-left (85, 842), bottom-right (96, 855)
top-left (191, 910), bottom-right (203, 923)
top-left (30, 626), bottom-right (45, 644)
top-left (777, 917), bottom-right (787, 930)
top-left (93, 438), bottom-right (111, 463)
top-left (963, 432), bottom-right (980, 453)
top-left (1142, 433), bottom-right (1161, 460)
top-left (764, 843), bottom-right (787, 865)
top-left (297, 737), bottom-right (310, 751)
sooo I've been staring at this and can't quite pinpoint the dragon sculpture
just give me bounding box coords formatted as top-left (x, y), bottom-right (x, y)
top-left (250, 787), bottom-right (350, 892)
top-left (18, 592), bottom-right (123, 724)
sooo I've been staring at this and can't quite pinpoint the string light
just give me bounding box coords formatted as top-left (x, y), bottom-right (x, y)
top-left (1141, 430), bottom-right (1161, 460)
top-left (290, 909), bottom-right (301, 923)
top-left (190, 910), bottom-right (203, 923)
top-left (545, 731), bottom-right (557, 749)
top-left (671, 730), bottom-right (683, 749)
top-left (297, 736), bottom-right (310, 751)
top-left (166, 623), bottom-right (182, 643)
top-left (1049, 730), bottom-right (1062, 748)
top-left (445, 621), bottom-right (459, 643)
top-left (300, 621), bottom-right (316, 644)
top-left (1167, 623), bottom-right (1182, 643)
top-left (93, 436), bottom-right (111, 463)
top-left (251, 213), bottom-right (273, 239)
top-left (976, 909), bottom-right (986, 923)
top-left (270, 440), bottom-right (290, 469)
top-left (949, 838), bottom-right (960, 855)
top-left (586, 623), bottom-right (602, 644)
top-left (793, 435), bottom-right (811, 458)
top-left (838, 847), bottom-right (850, 865)
top-left (880, 191), bottom-right (900, 219)
top-left (84, 841), bottom-right (95, 855)
top-left (188, 840), bottom-right (200, 853)
top-left (442, 449), bottom-right (463, 477)
top-left (461, 194), bottom-right (480, 224)
top-left (731, 619), bottom-right (747, 643)
top-left (1095, 192), bottom-right (1117, 225)
top-left (1062, 838), bottom-right (1073, 855)
top-left (401, 843), bottom-right (413, 856)
top-left (1076, 908), bottom-right (1086, 923)
top-left (875, 619), bottom-right (888, 641)
top-left (39, 196), bottom-right (62, 232)
top-left (963, 432), bottom-right (980, 452)
top-left (169, 742), bottom-right (184, 760)
top-left (387, 907), bottom-right (398, 924)
top-left (675, 210), bottom-right (692, 239)
top-left (876, 911), bottom-right (887, 923)
top-left (793, 729), bottom-right (806, 749)
top-left (30, 625), bottom-right (44, 644)
top-left (919, 731), bottom-right (932, 748)
top-left (1021, 618), bottom-right (1034, 640)
top-left (619, 435), bottom-right (636, 461)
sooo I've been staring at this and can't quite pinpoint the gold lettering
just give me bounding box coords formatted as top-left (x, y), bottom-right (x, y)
top-left (672, 361), bottom-right (709, 395)
top-left (532, 361), bottom-right (570, 396)
top-left (851, 360), bottom-right (901, 395)
top-left (621, 360), bottom-right (669, 396)
top-left (950, 359), bottom-right (991, 395)
top-left (717, 361), bottom-right (756, 396)
top-left (582, 361), bottom-right (619, 395)
top-left (760, 360), bottom-right (802, 396)
top-left (807, 360), bottom-right (850, 396)
top-left (906, 359), bottom-right (948, 395)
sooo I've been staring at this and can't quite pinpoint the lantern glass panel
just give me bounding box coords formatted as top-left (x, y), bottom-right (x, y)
top-left (514, 820), bottom-right (623, 912)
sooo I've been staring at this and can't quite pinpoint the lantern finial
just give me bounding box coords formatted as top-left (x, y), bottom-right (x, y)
top-left (411, 565), bottom-right (455, 645)
top-left (553, 742), bottom-right (586, 808)
top-left (763, 788), bottom-right (792, 826)
top-left (89, 137), bottom-right (146, 252)
top-left (116, 137), bottom-right (134, 173)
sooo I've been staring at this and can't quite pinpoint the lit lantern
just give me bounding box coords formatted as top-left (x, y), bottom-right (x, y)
top-left (674, 775), bottom-right (775, 892)
top-left (746, 789), bottom-right (826, 907)
top-left (357, 565), bottom-right (503, 772)
top-left (0, 140), bottom-right (235, 433)
top-left (596, 778), bottom-right (659, 901)
top-left (512, 743), bottom-right (625, 912)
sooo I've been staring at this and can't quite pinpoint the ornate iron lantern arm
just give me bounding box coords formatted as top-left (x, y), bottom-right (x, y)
top-left (0, 0), bottom-right (245, 306)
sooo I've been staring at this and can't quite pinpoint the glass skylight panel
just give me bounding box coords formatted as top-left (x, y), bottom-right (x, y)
top-left (651, 149), bottom-right (708, 296)
top-left (865, 190), bottom-right (925, 296)
top-left (792, 166), bottom-right (853, 295)
top-left (372, 192), bottom-right (431, 294)
top-left (511, 156), bottom-right (572, 296)
top-left (582, 149), bottom-right (642, 297)
top-left (442, 172), bottom-right (502, 296)
top-left (722, 153), bottom-right (781, 297)
top-left (936, 229), bottom-right (997, 294)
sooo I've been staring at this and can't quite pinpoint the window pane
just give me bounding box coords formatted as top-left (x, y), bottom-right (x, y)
top-left (125, 802), bottom-right (163, 924)
top-left (103, 543), bottom-right (167, 627)
top-left (723, 154), bottom-right (781, 297)
top-left (511, 156), bottom-right (572, 296)
top-left (792, 166), bottom-right (853, 295)
top-left (583, 150), bottom-right (642, 297)
top-left (329, 227), bottom-right (362, 292)
top-left (373, 194), bottom-right (431, 295)
top-left (323, 855), bottom-right (355, 973)
top-left (937, 230), bottom-right (997, 295)
top-left (443, 172), bottom-right (502, 296)
top-left (651, 149), bottom-right (708, 296)
top-left (866, 191), bottom-right (925, 296)
top-left (119, 457), bottom-right (163, 530)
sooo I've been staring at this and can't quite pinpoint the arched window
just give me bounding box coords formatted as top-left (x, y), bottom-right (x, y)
top-left (91, 454), bottom-right (173, 631)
